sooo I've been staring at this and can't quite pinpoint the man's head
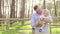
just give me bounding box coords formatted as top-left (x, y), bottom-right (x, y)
top-left (34, 5), bottom-right (42, 14)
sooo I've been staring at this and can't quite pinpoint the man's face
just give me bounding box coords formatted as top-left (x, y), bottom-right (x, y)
top-left (35, 7), bottom-right (42, 14)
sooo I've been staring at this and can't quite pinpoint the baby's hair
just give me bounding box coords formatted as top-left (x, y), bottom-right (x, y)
top-left (44, 9), bottom-right (49, 14)
top-left (44, 9), bottom-right (49, 12)
top-left (43, 9), bottom-right (50, 16)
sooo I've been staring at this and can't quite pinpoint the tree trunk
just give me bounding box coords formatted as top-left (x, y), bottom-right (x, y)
top-left (54, 0), bottom-right (57, 16)
top-left (0, 0), bottom-right (2, 26)
top-left (44, 0), bottom-right (46, 9)
top-left (0, 0), bottom-right (2, 16)
top-left (10, 0), bottom-right (15, 25)
top-left (20, 0), bottom-right (25, 26)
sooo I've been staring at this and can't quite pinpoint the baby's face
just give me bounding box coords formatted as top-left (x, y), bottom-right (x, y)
top-left (44, 11), bottom-right (48, 16)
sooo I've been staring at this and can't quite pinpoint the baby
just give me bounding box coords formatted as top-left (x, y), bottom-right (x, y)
top-left (38, 9), bottom-right (50, 32)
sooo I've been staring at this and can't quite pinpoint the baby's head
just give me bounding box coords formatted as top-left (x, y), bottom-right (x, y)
top-left (44, 9), bottom-right (49, 16)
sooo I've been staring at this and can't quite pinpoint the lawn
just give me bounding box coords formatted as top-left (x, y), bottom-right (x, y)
top-left (0, 20), bottom-right (60, 34)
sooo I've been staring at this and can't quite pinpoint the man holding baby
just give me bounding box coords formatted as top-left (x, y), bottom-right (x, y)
top-left (31, 5), bottom-right (53, 34)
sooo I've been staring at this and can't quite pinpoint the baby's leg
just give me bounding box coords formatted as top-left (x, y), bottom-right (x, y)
top-left (42, 24), bottom-right (46, 29)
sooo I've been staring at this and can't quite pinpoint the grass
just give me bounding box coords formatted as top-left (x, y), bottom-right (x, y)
top-left (0, 20), bottom-right (60, 34)
top-left (0, 25), bottom-right (32, 34)
top-left (51, 28), bottom-right (60, 34)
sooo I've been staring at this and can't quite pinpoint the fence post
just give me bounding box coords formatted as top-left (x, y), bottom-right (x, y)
top-left (50, 25), bottom-right (52, 34)
top-left (32, 28), bottom-right (35, 34)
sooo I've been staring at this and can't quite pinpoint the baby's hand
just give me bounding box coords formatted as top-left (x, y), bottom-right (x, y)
top-left (40, 18), bottom-right (44, 21)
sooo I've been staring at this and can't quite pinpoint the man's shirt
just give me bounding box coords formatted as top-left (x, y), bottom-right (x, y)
top-left (31, 10), bottom-right (53, 32)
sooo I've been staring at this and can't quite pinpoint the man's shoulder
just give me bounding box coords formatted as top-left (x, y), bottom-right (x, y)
top-left (31, 13), bottom-right (37, 18)
top-left (32, 13), bottom-right (37, 16)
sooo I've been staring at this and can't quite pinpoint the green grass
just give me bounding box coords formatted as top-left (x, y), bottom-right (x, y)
top-left (0, 20), bottom-right (60, 34)
top-left (0, 25), bottom-right (32, 34)
top-left (52, 28), bottom-right (60, 34)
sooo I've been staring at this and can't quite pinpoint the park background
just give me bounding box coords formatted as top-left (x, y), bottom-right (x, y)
top-left (0, 0), bottom-right (60, 34)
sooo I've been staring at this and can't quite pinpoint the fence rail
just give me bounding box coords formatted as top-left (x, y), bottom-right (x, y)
top-left (0, 18), bottom-right (30, 20)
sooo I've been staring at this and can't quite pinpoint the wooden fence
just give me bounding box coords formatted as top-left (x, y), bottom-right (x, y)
top-left (0, 17), bottom-right (60, 34)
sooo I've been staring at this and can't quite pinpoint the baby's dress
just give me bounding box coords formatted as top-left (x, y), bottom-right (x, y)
top-left (39, 15), bottom-right (45, 26)
top-left (39, 15), bottom-right (45, 32)
top-left (39, 15), bottom-right (49, 32)
top-left (39, 15), bottom-right (49, 24)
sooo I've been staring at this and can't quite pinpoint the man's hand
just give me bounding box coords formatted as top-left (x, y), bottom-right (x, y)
top-left (34, 23), bottom-right (42, 27)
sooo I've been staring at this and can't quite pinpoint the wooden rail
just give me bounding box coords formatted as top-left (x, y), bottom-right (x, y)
top-left (0, 18), bottom-right (30, 20)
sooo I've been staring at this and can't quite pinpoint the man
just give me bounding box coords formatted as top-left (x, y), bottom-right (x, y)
top-left (31, 5), bottom-right (53, 34)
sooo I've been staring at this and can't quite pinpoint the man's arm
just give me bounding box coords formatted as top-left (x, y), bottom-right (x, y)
top-left (31, 14), bottom-right (42, 28)
top-left (31, 14), bottom-right (36, 27)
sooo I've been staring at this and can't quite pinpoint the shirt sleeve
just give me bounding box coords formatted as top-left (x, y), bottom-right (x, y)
top-left (48, 16), bottom-right (53, 22)
top-left (31, 14), bottom-right (36, 28)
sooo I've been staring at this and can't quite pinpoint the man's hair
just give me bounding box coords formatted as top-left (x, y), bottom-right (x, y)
top-left (34, 5), bottom-right (38, 10)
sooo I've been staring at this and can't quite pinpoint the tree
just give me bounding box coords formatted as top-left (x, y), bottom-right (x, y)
top-left (54, 0), bottom-right (57, 16)
top-left (43, 0), bottom-right (46, 9)
top-left (10, 0), bottom-right (15, 25)
top-left (0, 0), bottom-right (2, 26)
top-left (20, 0), bottom-right (25, 26)
top-left (0, 0), bottom-right (2, 17)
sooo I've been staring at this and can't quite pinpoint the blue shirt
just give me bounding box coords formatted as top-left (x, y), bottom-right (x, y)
top-left (31, 10), bottom-right (53, 32)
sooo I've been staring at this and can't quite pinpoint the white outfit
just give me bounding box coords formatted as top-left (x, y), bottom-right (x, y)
top-left (35, 15), bottom-right (50, 34)
top-left (39, 15), bottom-right (49, 29)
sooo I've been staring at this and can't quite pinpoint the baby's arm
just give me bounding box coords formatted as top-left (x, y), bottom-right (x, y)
top-left (41, 17), bottom-right (48, 28)
top-left (41, 22), bottom-right (46, 28)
